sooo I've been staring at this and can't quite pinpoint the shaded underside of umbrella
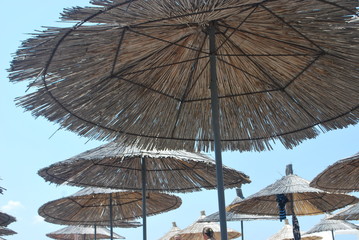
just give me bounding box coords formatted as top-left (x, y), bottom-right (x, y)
top-left (268, 219), bottom-right (322, 240)
top-left (304, 217), bottom-right (359, 235)
top-left (38, 142), bottom-right (250, 192)
top-left (0, 227), bottom-right (16, 236)
top-left (0, 212), bottom-right (16, 227)
top-left (227, 174), bottom-right (358, 216)
top-left (9, 0), bottom-right (359, 152)
top-left (310, 152), bottom-right (359, 192)
top-left (158, 222), bottom-right (181, 240)
top-left (39, 187), bottom-right (181, 224)
top-left (46, 225), bottom-right (125, 239)
top-left (329, 203), bottom-right (359, 221)
top-left (171, 211), bottom-right (241, 240)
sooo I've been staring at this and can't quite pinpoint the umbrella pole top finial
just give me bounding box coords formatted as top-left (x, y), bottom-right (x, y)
top-left (200, 210), bottom-right (206, 216)
top-left (236, 188), bottom-right (244, 199)
top-left (286, 164), bottom-right (293, 176)
top-left (172, 222), bottom-right (177, 227)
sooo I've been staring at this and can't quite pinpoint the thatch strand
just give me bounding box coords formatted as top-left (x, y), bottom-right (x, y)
top-left (8, 0), bottom-right (359, 152)
top-left (310, 152), bottom-right (359, 193)
top-left (38, 142), bottom-right (250, 192)
top-left (39, 187), bottom-right (181, 225)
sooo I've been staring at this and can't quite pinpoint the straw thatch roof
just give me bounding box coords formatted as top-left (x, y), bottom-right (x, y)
top-left (268, 219), bottom-right (322, 240)
top-left (329, 203), bottom-right (359, 221)
top-left (200, 188), bottom-right (278, 222)
top-left (46, 225), bottom-right (125, 239)
top-left (304, 216), bottom-right (359, 235)
top-left (227, 174), bottom-right (358, 216)
top-left (0, 212), bottom-right (16, 227)
top-left (170, 210), bottom-right (241, 240)
top-left (39, 187), bottom-right (180, 225)
top-left (310, 152), bottom-right (359, 193)
top-left (38, 142), bottom-right (250, 192)
top-left (0, 226), bottom-right (16, 236)
top-left (158, 222), bottom-right (181, 240)
top-left (8, 0), bottom-right (359, 152)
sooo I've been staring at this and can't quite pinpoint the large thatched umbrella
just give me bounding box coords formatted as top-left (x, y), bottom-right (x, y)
top-left (227, 165), bottom-right (358, 240)
top-left (199, 188), bottom-right (278, 240)
top-left (310, 152), bottom-right (359, 193)
top-left (0, 227), bottom-right (16, 236)
top-left (46, 225), bottom-right (125, 240)
top-left (9, 1), bottom-right (359, 239)
top-left (38, 142), bottom-right (250, 240)
top-left (171, 210), bottom-right (241, 240)
top-left (268, 219), bottom-right (322, 240)
top-left (304, 215), bottom-right (359, 240)
top-left (0, 212), bottom-right (16, 227)
top-left (158, 222), bottom-right (181, 240)
top-left (329, 203), bottom-right (359, 221)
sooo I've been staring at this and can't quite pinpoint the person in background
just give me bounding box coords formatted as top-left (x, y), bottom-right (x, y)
top-left (173, 234), bottom-right (182, 240)
top-left (202, 227), bottom-right (216, 240)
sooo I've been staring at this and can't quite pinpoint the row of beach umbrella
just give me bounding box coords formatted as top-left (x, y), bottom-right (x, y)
top-left (8, 0), bottom-right (359, 239)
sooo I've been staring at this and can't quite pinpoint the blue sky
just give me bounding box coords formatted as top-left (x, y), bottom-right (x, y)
top-left (1, 1), bottom-right (358, 240)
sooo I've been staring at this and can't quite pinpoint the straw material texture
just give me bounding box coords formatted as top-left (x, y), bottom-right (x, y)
top-left (171, 211), bottom-right (241, 240)
top-left (46, 225), bottom-right (124, 239)
top-left (39, 187), bottom-right (181, 225)
top-left (329, 203), bottom-right (359, 221)
top-left (158, 222), bottom-right (181, 240)
top-left (310, 152), bottom-right (359, 192)
top-left (0, 227), bottom-right (16, 236)
top-left (8, 0), bottom-right (359, 152)
top-left (38, 142), bottom-right (250, 192)
top-left (227, 174), bottom-right (358, 216)
top-left (0, 212), bottom-right (16, 227)
top-left (305, 216), bottom-right (359, 235)
top-left (268, 220), bottom-right (322, 240)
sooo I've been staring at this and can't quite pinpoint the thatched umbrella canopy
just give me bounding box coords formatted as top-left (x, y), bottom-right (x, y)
top-left (329, 203), bottom-right (359, 221)
top-left (38, 187), bottom-right (177, 224)
top-left (0, 237), bottom-right (6, 240)
top-left (170, 210), bottom-right (241, 240)
top-left (9, 1), bottom-right (359, 239)
top-left (38, 143), bottom-right (248, 240)
top-left (199, 188), bottom-right (278, 240)
top-left (227, 165), bottom-right (358, 240)
top-left (310, 152), bottom-right (359, 193)
top-left (0, 212), bottom-right (16, 227)
top-left (46, 225), bottom-right (125, 240)
top-left (158, 222), bottom-right (181, 240)
top-left (0, 227), bottom-right (16, 236)
top-left (38, 142), bottom-right (250, 192)
top-left (304, 216), bottom-right (359, 240)
top-left (268, 219), bottom-right (322, 240)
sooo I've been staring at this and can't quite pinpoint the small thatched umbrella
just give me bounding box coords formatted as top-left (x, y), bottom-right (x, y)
top-left (304, 215), bottom-right (359, 240)
top-left (39, 187), bottom-right (180, 239)
top-left (46, 225), bottom-right (125, 240)
top-left (158, 222), bottom-right (181, 240)
top-left (171, 210), bottom-right (241, 240)
top-left (227, 164), bottom-right (358, 240)
top-left (0, 237), bottom-right (6, 240)
top-left (0, 212), bottom-right (16, 227)
top-left (0, 227), bottom-right (16, 236)
top-left (199, 188), bottom-right (278, 240)
top-left (268, 219), bottom-right (322, 240)
top-left (9, 1), bottom-right (359, 239)
top-left (329, 203), bottom-right (359, 221)
top-left (310, 152), bottom-right (359, 193)
top-left (38, 142), bottom-right (250, 240)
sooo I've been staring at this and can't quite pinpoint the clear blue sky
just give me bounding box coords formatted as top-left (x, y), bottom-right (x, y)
top-left (1, 1), bottom-right (358, 240)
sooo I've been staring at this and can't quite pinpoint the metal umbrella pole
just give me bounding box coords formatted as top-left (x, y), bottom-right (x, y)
top-left (209, 20), bottom-right (228, 240)
top-left (109, 193), bottom-right (113, 240)
top-left (141, 157), bottom-right (147, 240)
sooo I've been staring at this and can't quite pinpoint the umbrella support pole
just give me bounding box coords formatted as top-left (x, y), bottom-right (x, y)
top-left (110, 193), bottom-right (113, 240)
top-left (209, 20), bottom-right (228, 240)
top-left (141, 157), bottom-right (147, 240)
top-left (331, 229), bottom-right (335, 240)
top-left (241, 220), bottom-right (244, 240)
top-left (94, 224), bottom-right (97, 240)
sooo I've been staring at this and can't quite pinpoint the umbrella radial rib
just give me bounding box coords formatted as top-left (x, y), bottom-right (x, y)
top-left (260, 5), bottom-right (324, 52)
top-left (316, 0), bottom-right (359, 15)
top-left (170, 35), bottom-right (207, 138)
top-left (110, 27), bottom-right (127, 76)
